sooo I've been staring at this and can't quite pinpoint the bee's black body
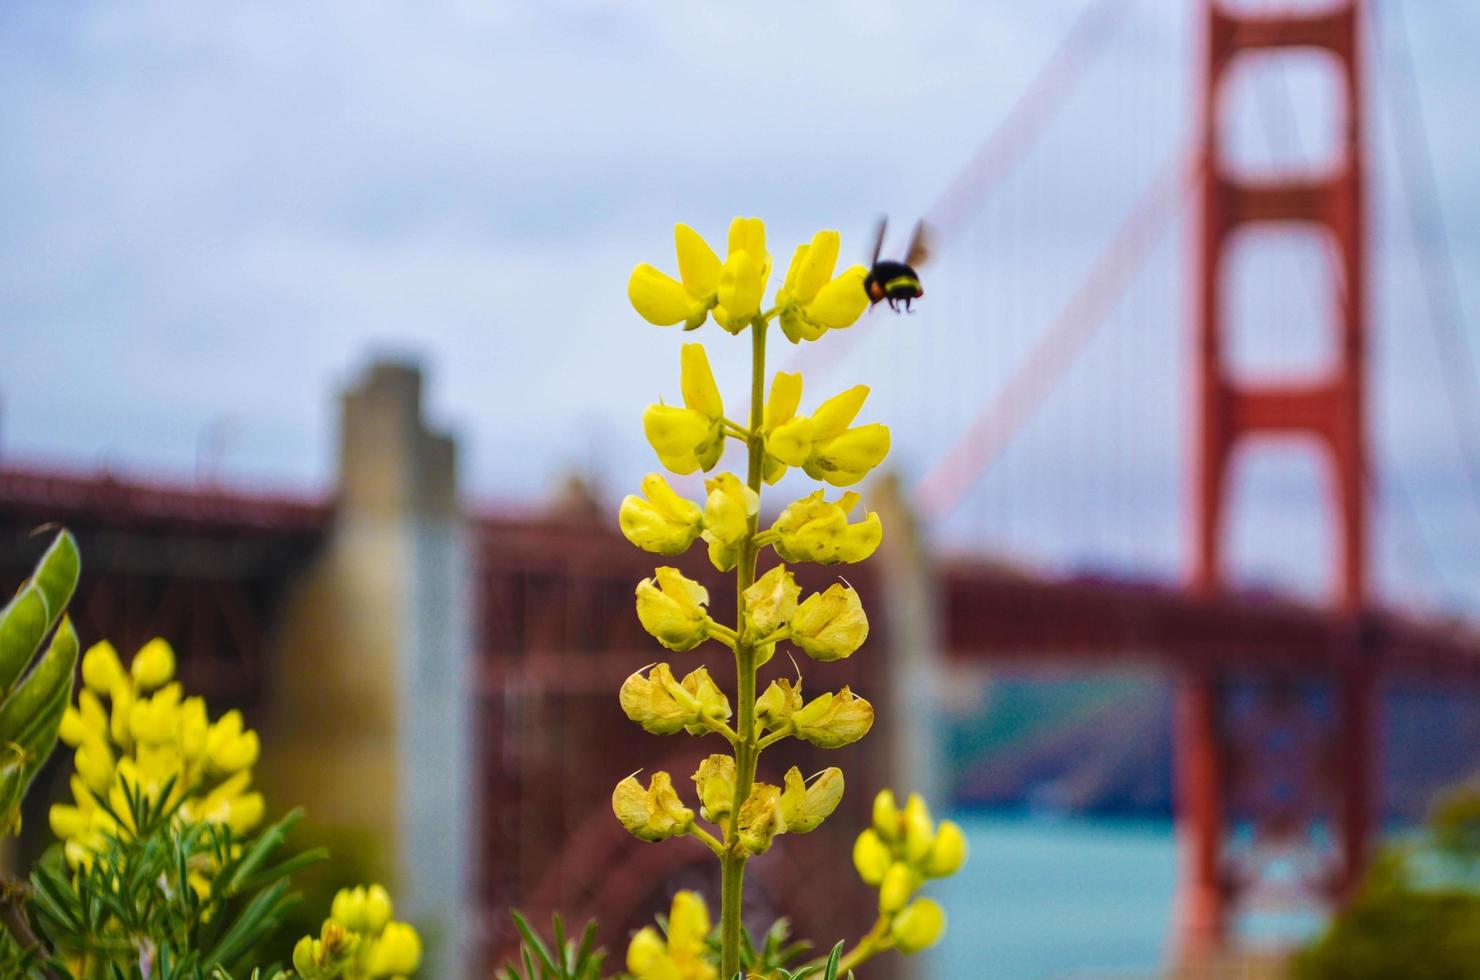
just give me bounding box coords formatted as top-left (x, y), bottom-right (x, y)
top-left (864, 218), bottom-right (929, 312)
top-left (864, 259), bottom-right (924, 311)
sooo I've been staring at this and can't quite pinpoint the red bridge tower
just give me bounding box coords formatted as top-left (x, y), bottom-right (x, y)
top-left (1182, 0), bottom-right (1370, 955)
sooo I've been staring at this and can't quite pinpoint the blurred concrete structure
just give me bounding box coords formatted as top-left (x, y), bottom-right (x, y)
top-left (266, 362), bottom-right (471, 978)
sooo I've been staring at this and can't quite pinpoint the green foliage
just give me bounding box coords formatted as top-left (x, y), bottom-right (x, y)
top-left (497, 912), bottom-right (605, 980)
top-left (7, 787), bottom-right (324, 979)
top-left (0, 530), bottom-right (81, 832)
top-left (1295, 782), bottom-right (1480, 980)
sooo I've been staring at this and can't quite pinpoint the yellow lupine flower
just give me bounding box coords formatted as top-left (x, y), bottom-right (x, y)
top-left (798, 385), bottom-right (891, 486)
top-left (620, 473), bottom-right (704, 555)
top-left (741, 564), bottom-right (799, 637)
top-left (628, 223), bottom-right (722, 330)
top-left (612, 771), bottom-right (694, 842)
top-left (712, 217), bottom-right (770, 334)
top-left (779, 765), bottom-right (844, 833)
top-left (367, 921), bottom-right (422, 976)
top-left (627, 891), bottom-right (716, 980)
top-left (620, 663), bottom-right (731, 737)
top-left (776, 229), bottom-right (870, 344)
top-left (634, 567), bottom-right (711, 652)
top-left (891, 897), bottom-right (946, 953)
top-left (700, 472), bottom-right (758, 572)
top-left (791, 583), bottom-right (869, 661)
top-left (790, 686), bottom-right (874, 748)
top-left (80, 641), bottom-right (125, 696)
top-left (853, 828), bottom-right (892, 885)
top-left (643, 344), bottom-right (726, 475)
top-left (692, 754), bottom-right (736, 825)
top-left (770, 490), bottom-right (883, 565)
top-left (761, 378), bottom-right (891, 486)
top-left (131, 638), bottom-right (176, 690)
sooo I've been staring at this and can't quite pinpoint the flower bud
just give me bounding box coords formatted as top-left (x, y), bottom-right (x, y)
top-left (925, 819), bottom-right (968, 878)
top-left (292, 935), bottom-right (319, 978)
top-left (206, 709), bottom-right (260, 773)
top-left (367, 921), bottom-right (422, 976)
top-left (890, 897), bottom-right (946, 954)
top-left (756, 678), bottom-right (803, 731)
top-left (130, 684), bottom-right (183, 746)
top-left (791, 584), bottom-right (869, 661)
top-left (879, 861), bottom-right (920, 914)
top-left (620, 474), bottom-right (704, 555)
top-left (634, 568), bottom-right (711, 651)
top-left (620, 663), bottom-right (700, 736)
top-left (792, 687), bottom-right (874, 749)
top-left (363, 884), bottom-right (393, 933)
top-left (701, 473), bottom-right (759, 572)
top-left (613, 771), bottom-right (694, 842)
top-left (903, 793), bottom-right (935, 865)
top-left (742, 564), bottom-right (799, 638)
top-left (873, 789), bottom-right (900, 842)
top-left (692, 754), bottom-right (736, 825)
top-left (81, 641), bottom-right (125, 696)
top-left (331, 886), bottom-right (368, 932)
top-left (853, 828), bottom-right (892, 885)
top-left (131, 638), bottom-right (175, 690)
top-left (780, 766), bottom-right (844, 833)
top-left (771, 491), bottom-right (883, 565)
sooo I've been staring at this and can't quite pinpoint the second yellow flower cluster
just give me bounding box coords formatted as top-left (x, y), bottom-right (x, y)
top-left (49, 638), bottom-right (263, 870)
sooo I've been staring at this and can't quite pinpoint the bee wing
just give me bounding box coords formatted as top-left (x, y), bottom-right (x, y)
top-left (904, 220), bottom-right (933, 268)
top-left (869, 215), bottom-right (888, 266)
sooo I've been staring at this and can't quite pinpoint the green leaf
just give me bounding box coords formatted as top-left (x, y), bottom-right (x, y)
top-left (31, 530), bottom-right (80, 635)
top-left (0, 615), bottom-right (78, 745)
top-left (0, 586), bottom-right (48, 695)
top-left (823, 941), bottom-right (844, 980)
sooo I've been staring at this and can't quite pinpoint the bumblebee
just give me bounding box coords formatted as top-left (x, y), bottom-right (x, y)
top-left (864, 217), bottom-right (931, 311)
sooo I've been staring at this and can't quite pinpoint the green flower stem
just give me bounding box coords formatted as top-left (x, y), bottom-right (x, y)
top-left (720, 316), bottom-right (769, 979)
top-left (686, 824), bottom-right (725, 857)
top-left (755, 728), bottom-right (790, 753)
top-left (705, 620), bottom-right (740, 647)
top-left (698, 715), bottom-right (740, 745)
top-left (722, 418), bottom-right (753, 439)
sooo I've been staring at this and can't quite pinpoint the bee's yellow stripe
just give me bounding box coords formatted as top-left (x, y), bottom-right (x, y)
top-left (885, 276), bottom-right (920, 292)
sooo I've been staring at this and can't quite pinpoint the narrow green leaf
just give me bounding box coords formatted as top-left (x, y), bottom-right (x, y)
top-left (0, 615), bottom-right (78, 744)
top-left (0, 586), bottom-right (48, 695)
top-left (32, 530), bottom-right (80, 634)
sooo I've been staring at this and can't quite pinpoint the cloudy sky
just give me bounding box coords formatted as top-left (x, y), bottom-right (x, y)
top-left (3, 0), bottom-right (1479, 612)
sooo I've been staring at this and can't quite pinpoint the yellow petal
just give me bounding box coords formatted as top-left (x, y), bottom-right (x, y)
top-left (815, 423), bottom-right (891, 477)
top-left (763, 372), bottom-right (803, 431)
top-left (766, 417), bottom-right (814, 467)
top-left (679, 344), bottom-right (724, 419)
top-left (717, 250), bottom-right (764, 326)
top-left (891, 897), bottom-right (946, 953)
top-left (674, 223), bottom-right (721, 297)
top-left (727, 216), bottom-right (768, 270)
top-left (643, 405), bottom-right (713, 474)
top-left (131, 639), bottom-right (175, 689)
top-left (81, 641), bottom-right (125, 696)
top-left (667, 891), bottom-right (711, 957)
top-left (810, 385), bottom-right (870, 441)
top-left (806, 266), bottom-right (870, 329)
top-left (629, 264), bottom-right (704, 327)
top-left (795, 230), bottom-right (841, 303)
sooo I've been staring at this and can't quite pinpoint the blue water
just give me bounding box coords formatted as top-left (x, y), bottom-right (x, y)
top-left (926, 812), bottom-right (1177, 979)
